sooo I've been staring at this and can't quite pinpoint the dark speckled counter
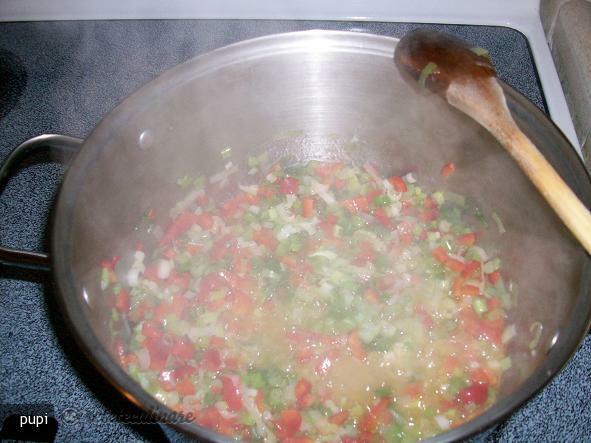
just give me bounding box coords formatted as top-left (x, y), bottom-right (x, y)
top-left (0, 20), bottom-right (589, 442)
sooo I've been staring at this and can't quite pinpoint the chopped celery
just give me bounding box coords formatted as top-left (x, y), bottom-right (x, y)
top-left (418, 62), bottom-right (439, 88)
top-left (177, 175), bottom-right (192, 188)
top-left (220, 146), bottom-right (232, 159)
top-left (447, 376), bottom-right (468, 397)
top-left (268, 388), bottom-right (286, 410)
top-left (373, 195), bottom-right (392, 207)
top-left (101, 268), bottom-right (110, 289)
top-left (473, 206), bottom-right (488, 227)
top-left (193, 175), bottom-right (206, 190)
top-left (202, 391), bottom-right (219, 407)
top-left (240, 412), bottom-right (256, 426)
top-left (248, 155), bottom-right (259, 168)
top-left (432, 191), bottom-right (445, 205)
top-left (472, 297), bottom-right (488, 315)
top-left (384, 423), bottom-right (404, 441)
top-left (483, 258), bottom-right (501, 273)
top-left (374, 386), bottom-right (393, 398)
top-left (470, 46), bottom-right (490, 57)
top-left (492, 211), bottom-right (506, 234)
top-left (243, 370), bottom-right (266, 389)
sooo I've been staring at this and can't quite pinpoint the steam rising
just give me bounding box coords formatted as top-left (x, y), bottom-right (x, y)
top-left (63, 31), bottom-right (578, 403)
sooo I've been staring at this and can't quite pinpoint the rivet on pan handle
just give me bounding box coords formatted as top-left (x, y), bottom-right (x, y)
top-left (0, 134), bottom-right (83, 271)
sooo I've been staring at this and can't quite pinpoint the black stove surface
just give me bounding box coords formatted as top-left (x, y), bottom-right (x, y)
top-left (0, 20), bottom-right (589, 442)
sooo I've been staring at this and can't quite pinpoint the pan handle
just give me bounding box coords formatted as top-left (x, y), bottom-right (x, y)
top-left (0, 134), bottom-right (83, 271)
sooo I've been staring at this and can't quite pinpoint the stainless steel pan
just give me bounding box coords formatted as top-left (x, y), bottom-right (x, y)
top-left (1, 31), bottom-right (590, 442)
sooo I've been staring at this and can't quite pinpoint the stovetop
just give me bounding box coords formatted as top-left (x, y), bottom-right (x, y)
top-left (0, 20), bottom-right (589, 442)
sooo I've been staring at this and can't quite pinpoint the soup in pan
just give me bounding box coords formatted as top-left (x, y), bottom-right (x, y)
top-left (101, 153), bottom-right (516, 442)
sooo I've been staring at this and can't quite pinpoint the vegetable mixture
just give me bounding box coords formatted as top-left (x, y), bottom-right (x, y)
top-left (102, 154), bottom-right (516, 442)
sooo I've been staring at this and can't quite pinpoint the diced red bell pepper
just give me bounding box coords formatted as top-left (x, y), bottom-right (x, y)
top-left (171, 339), bottom-right (194, 360)
top-left (487, 297), bottom-right (502, 310)
top-left (441, 161), bottom-right (456, 178)
top-left (432, 246), bottom-right (449, 264)
top-left (388, 176), bottom-right (407, 192)
top-left (115, 289), bottom-right (130, 312)
top-left (348, 331), bottom-right (367, 361)
top-left (168, 271), bottom-right (191, 290)
top-left (221, 376), bottom-right (243, 412)
top-left (404, 382), bottom-right (423, 398)
top-left (200, 272), bottom-right (226, 294)
top-left (333, 178), bottom-right (346, 190)
top-left (357, 412), bottom-right (377, 435)
top-left (278, 177), bottom-right (300, 194)
top-left (186, 243), bottom-right (203, 255)
top-left (171, 365), bottom-right (197, 380)
top-left (202, 348), bottom-right (222, 371)
top-left (302, 197), bottom-right (315, 218)
top-left (481, 317), bottom-right (504, 345)
top-left (328, 410), bottom-right (349, 425)
top-left (276, 409), bottom-right (302, 438)
top-left (462, 260), bottom-right (481, 279)
top-left (457, 383), bottom-right (489, 405)
top-left (144, 337), bottom-right (171, 370)
top-left (314, 161), bottom-right (343, 178)
top-left (195, 212), bottom-right (214, 230)
top-left (142, 321), bottom-right (163, 339)
top-left (255, 390), bottom-right (266, 413)
top-left (209, 235), bottom-right (236, 261)
top-left (419, 208), bottom-right (439, 222)
top-left (374, 207), bottom-right (393, 229)
top-left (363, 288), bottom-right (380, 304)
top-left (457, 232), bottom-right (476, 246)
top-left (445, 258), bottom-right (466, 274)
top-left (160, 211), bottom-right (201, 246)
top-left (471, 367), bottom-right (493, 386)
top-left (196, 193), bottom-right (209, 207)
top-left (295, 378), bottom-right (312, 400)
top-left (487, 271), bottom-right (501, 285)
top-left (209, 336), bottom-right (225, 348)
top-left (424, 196), bottom-right (438, 210)
top-left (253, 229), bottom-right (278, 250)
top-left (257, 185), bottom-right (277, 200)
top-left (347, 196), bottom-right (370, 213)
top-left (176, 378), bottom-right (196, 396)
top-left (230, 290), bottom-right (254, 316)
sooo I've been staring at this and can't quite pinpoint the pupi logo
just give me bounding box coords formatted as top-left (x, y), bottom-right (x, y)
top-left (20, 413), bottom-right (50, 427)
top-left (0, 404), bottom-right (58, 442)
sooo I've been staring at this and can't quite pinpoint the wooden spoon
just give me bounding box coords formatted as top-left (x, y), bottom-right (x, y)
top-left (394, 28), bottom-right (591, 254)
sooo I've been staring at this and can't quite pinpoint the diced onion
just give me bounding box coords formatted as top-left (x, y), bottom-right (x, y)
top-left (239, 184), bottom-right (259, 195)
top-left (137, 348), bottom-right (150, 370)
top-left (310, 250), bottom-right (338, 260)
top-left (277, 224), bottom-right (299, 241)
top-left (404, 172), bottom-right (417, 183)
top-left (529, 321), bottom-right (543, 350)
top-left (157, 259), bottom-right (173, 280)
top-left (501, 324), bottom-right (517, 344)
top-left (310, 179), bottom-right (336, 204)
top-left (435, 415), bottom-right (451, 430)
top-left (127, 268), bottom-right (140, 287)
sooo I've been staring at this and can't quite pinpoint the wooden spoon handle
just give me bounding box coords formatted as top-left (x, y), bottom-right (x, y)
top-left (448, 78), bottom-right (591, 255)
top-left (507, 128), bottom-right (591, 254)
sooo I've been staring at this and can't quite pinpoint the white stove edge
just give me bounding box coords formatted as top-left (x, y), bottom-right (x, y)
top-left (0, 0), bottom-right (581, 155)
